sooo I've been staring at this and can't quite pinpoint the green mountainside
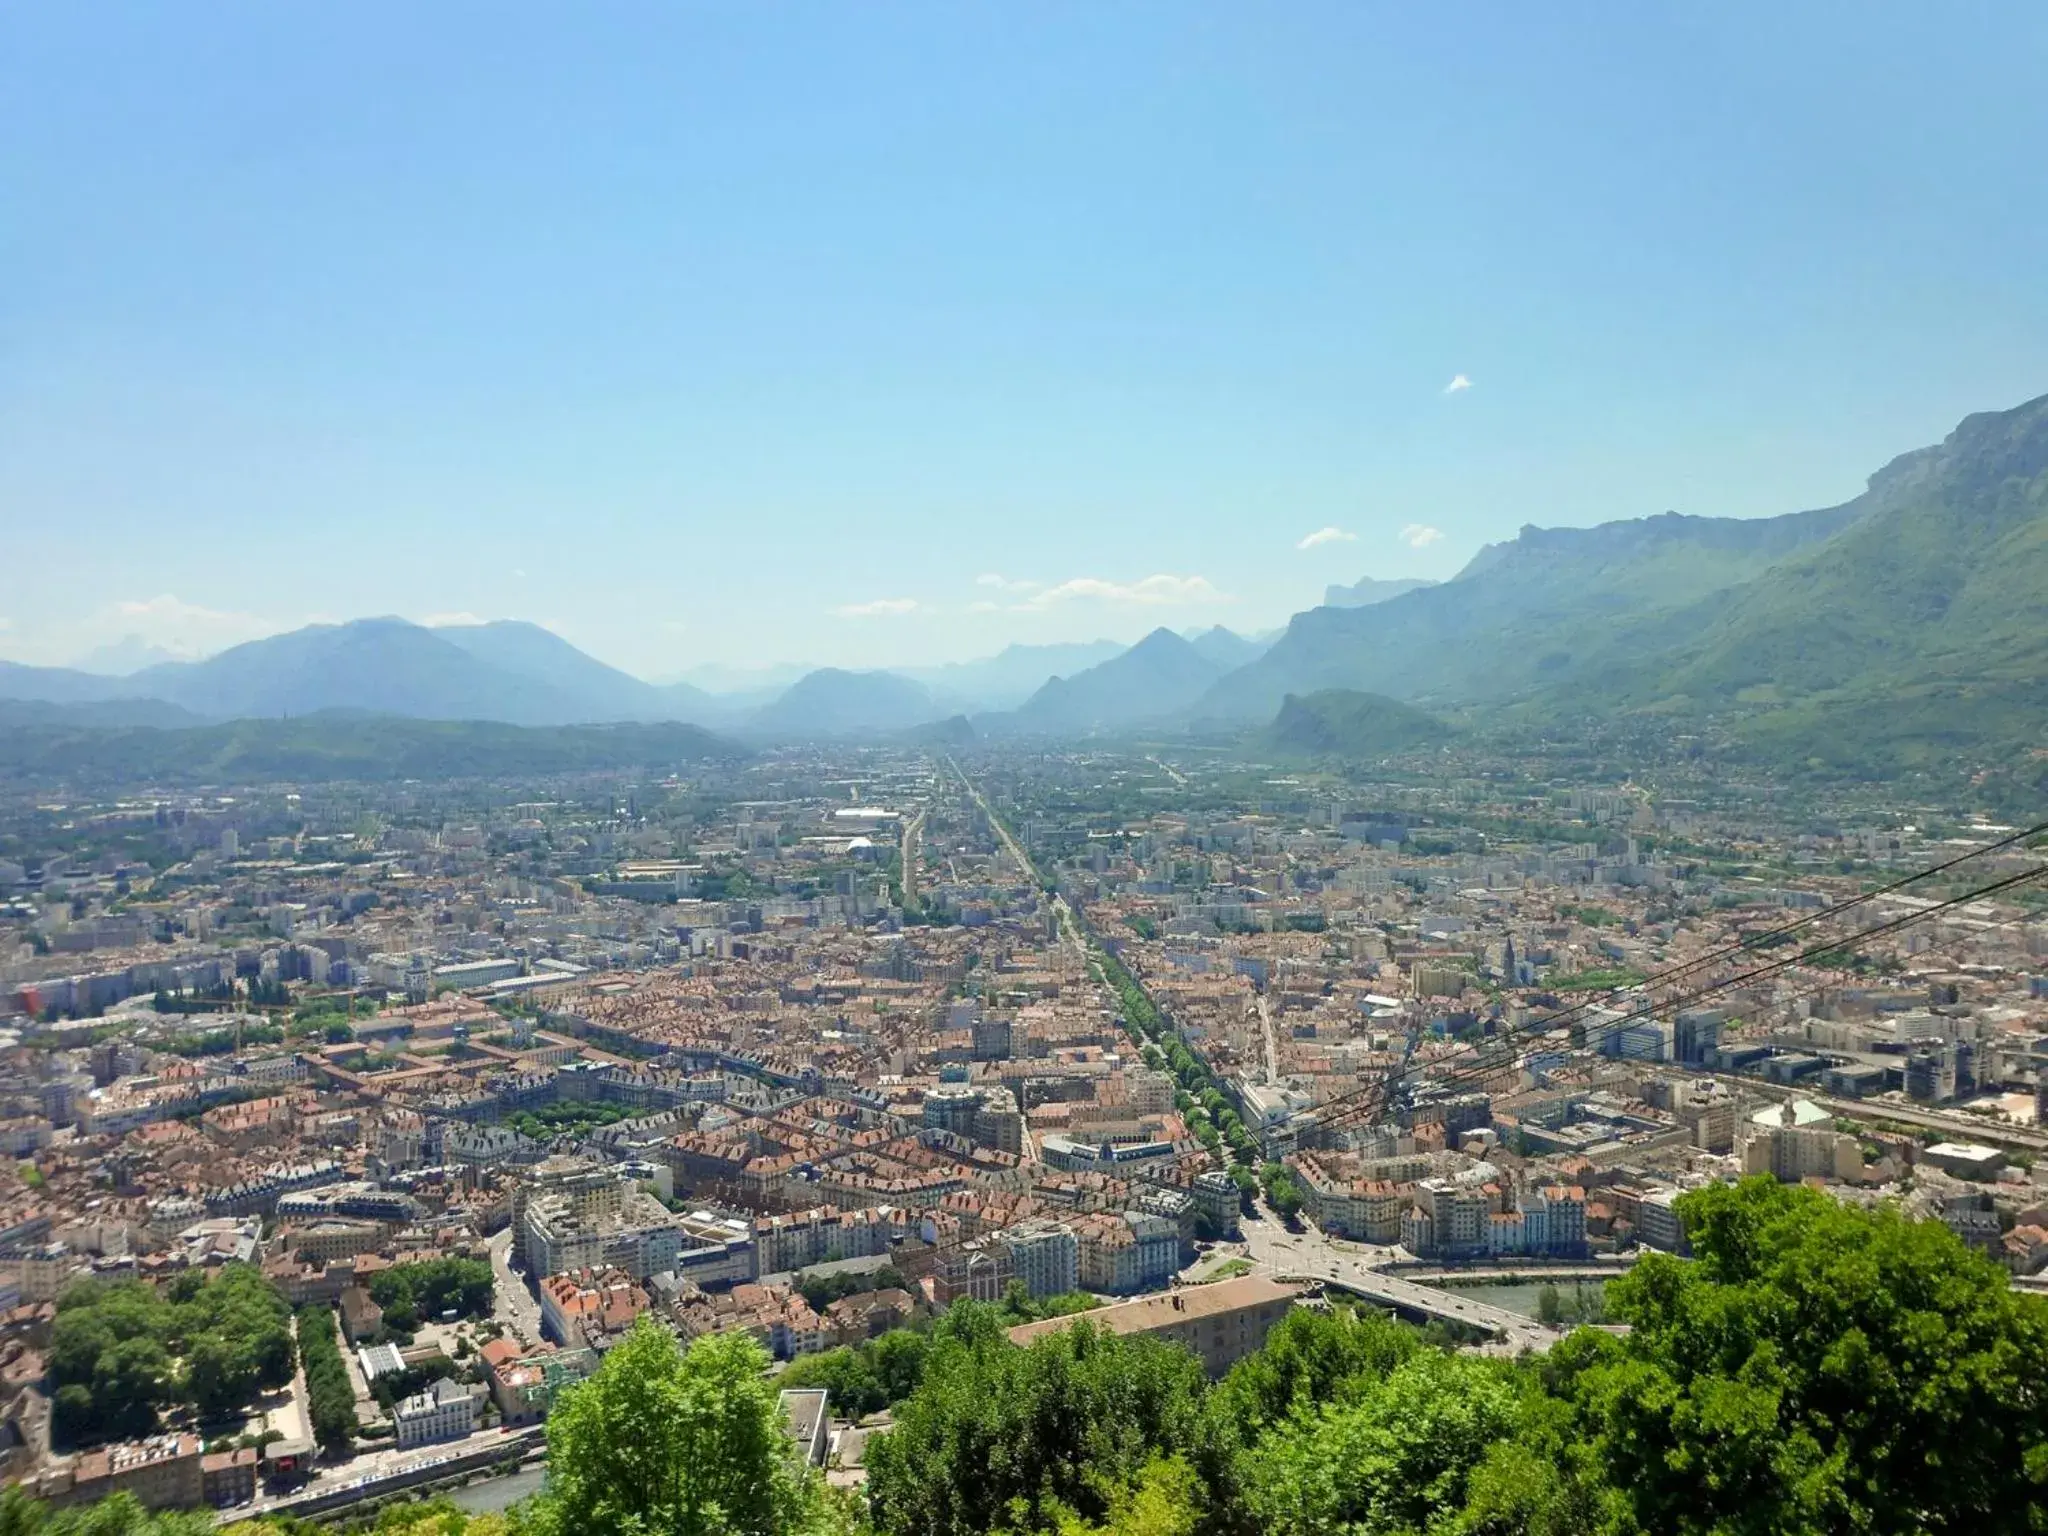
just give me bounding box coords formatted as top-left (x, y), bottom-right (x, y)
top-left (1609, 392), bottom-right (2048, 705)
top-left (1258, 689), bottom-right (1451, 759)
top-left (1197, 502), bottom-right (1862, 722)
top-left (1198, 390), bottom-right (2048, 775)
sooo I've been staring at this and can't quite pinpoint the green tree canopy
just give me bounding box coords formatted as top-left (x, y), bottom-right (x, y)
top-left (1239, 1350), bottom-right (1526, 1536)
top-left (1552, 1175), bottom-right (2048, 1534)
top-left (530, 1320), bottom-right (828, 1536)
top-left (865, 1313), bottom-right (1212, 1536)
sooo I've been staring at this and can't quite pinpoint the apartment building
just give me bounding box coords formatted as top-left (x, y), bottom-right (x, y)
top-left (1003, 1218), bottom-right (1079, 1298)
top-left (55, 1434), bottom-right (204, 1511)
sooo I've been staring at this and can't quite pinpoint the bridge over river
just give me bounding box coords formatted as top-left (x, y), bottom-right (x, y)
top-left (1278, 1268), bottom-right (1559, 1353)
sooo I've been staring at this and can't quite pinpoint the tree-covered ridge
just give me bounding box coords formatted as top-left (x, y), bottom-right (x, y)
top-left (1257, 690), bottom-right (1452, 761)
top-left (0, 715), bottom-right (742, 787)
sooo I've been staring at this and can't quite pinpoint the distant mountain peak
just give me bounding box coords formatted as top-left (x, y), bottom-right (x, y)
top-left (1323, 575), bottom-right (1438, 609)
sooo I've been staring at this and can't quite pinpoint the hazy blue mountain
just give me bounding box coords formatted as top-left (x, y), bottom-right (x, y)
top-left (1196, 501), bottom-right (1865, 721)
top-left (433, 620), bottom-right (723, 723)
top-left (0, 616), bottom-right (739, 728)
top-left (1184, 626), bottom-right (1270, 670)
top-left (0, 697), bottom-right (206, 730)
top-left (1256, 689), bottom-right (1451, 759)
top-left (116, 618), bottom-right (607, 725)
top-left (1003, 628), bottom-right (1224, 735)
top-left (905, 714), bottom-right (979, 747)
top-left (657, 660), bottom-right (813, 696)
top-left (0, 661), bottom-right (138, 706)
top-left (1322, 575), bottom-right (1438, 608)
top-left (748, 668), bottom-right (943, 737)
top-left (902, 639), bottom-right (1129, 712)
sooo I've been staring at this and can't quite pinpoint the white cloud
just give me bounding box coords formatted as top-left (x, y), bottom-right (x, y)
top-left (418, 611), bottom-right (486, 628)
top-left (1296, 526), bottom-right (1357, 550)
top-left (1011, 574), bottom-right (1230, 612)
top-left (1400, 524), bottom-right (1444, 549)
top-left (975, 573), bottom-right (1041, 592)
top-left (1443, 374), bottom-right (1472, 394)
top-left (832, 597), bottom-right (919, 619)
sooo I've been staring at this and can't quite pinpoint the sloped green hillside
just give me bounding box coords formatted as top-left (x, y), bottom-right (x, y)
top-left (1259, 689), bottom-right (1451, 759)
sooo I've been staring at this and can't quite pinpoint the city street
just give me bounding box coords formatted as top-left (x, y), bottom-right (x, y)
top-left (240, 1425), bottom-right (542, 1520)
top-left (1252, 993), bottom-right (1279, 1083)
top-left (489, 1228), bottom-right (543, 1347)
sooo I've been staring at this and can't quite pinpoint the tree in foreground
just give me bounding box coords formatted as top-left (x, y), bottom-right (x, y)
top-left (526, 1320), bottom-right (832, 1536)
top-left (864, 1308), bottom-right (1212, 1536)
top-left (1551, 1175), bottom-right (2048, 1534)
top-left (1238, 1349), bottom-right (1525, 1536)
top-left (0, 1488), bottom-right (215, 1536)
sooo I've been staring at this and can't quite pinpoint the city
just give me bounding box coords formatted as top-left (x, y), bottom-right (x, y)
top-left (0, 729), bottom-right (2043, 1523)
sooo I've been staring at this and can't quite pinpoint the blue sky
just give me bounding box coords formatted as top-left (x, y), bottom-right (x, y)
top-left (4, 3), bottom-right (2045, 678)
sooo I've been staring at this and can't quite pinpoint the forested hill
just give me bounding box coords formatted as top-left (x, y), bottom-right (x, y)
top-left (0, 714), bottom-right (743, 786)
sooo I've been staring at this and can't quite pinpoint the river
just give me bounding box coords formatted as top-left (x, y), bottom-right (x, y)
top-left (445, 1465), bottom-right (547, 1514)
top-left (1430, 1277), bottom-right (1610, 1321)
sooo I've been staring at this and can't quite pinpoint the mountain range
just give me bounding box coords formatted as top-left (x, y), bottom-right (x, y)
top-left (0, 618), bottom-right (1270, 741)
top-left (0, 620), bottom-right (715, 728)
top-left (1198, 501), bottom-right (1864, 722)
top-left (1203, 390), bottom-right (2048, 774)
top-left (3, 390), bottom-right (2045, 771)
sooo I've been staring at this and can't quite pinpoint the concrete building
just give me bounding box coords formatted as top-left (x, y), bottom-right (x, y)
top-left (55, 1436), bottom-right (204, 1511)
top-left (511, 1157), bottom-right (625, 1270)
top-left (1923, 1141), bottom-right (2005, 1181)
top-left (922, 1085), bottom-right (984, 1140)
top-left (779, 1388), bottom-right (831, 1467)
top-left (754, 1206), bottom-right (897, 1277)
top-left (1404, 1175), bottom-right (1493, 1259)
top-left (1637, 1186), bottom-right (1689, 1255)
top-left (524, 1186), bottom-right (684, 1281)
top-left (394, 1377), bottom-right (478, 1449)
top-left (1192, 1169), bottom-right (1242, 1239)
top-left (1741, 1100), bottom-right (1862, 1184)
top-left (434, 957), bottom-right (522, 989)
top-left (1007, 1276), bottom-right (1303, 1376)
top-left (201, 1447), bottom-right (259, 1508)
